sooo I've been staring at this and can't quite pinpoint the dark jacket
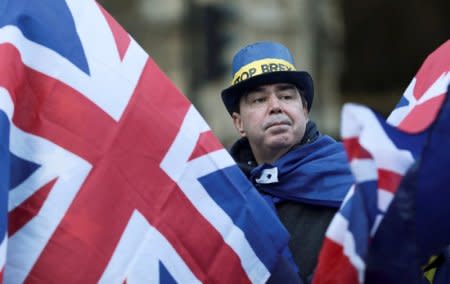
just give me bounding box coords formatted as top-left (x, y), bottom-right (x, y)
top-left (230, 121), bottom-right (354, 282)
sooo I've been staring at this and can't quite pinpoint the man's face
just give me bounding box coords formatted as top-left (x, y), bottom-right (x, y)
top-left (232, 83), bottom-right (309, 163)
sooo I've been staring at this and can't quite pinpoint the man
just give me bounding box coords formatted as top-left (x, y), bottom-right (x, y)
top-left (220, 41), bottom-right (354, 282)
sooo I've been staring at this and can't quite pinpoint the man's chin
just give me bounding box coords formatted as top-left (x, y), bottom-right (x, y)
top-left (265, 136), bottom-right (296, 150)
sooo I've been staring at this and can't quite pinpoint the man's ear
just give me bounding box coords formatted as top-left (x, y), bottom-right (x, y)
top-left (232, 112), bottom-right (246, 137)
top-left (303, 107), bottom-right (309, 121)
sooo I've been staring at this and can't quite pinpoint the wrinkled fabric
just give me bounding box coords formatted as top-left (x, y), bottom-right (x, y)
top-left (251, 134), bottom-right (354, 208)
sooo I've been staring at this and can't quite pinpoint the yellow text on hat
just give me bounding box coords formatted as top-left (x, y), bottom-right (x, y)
top-left (232, 58), bottom-right (296, 85)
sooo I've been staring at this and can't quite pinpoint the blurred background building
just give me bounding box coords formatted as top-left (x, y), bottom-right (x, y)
top-left (98, 0), bottom-right (450, 147)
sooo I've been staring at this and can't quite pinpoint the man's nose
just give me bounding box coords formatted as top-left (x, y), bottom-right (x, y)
top-left (268, 95), bottom-right (282, 114)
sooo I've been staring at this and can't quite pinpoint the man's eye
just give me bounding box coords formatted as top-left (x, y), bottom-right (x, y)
top-left (280, 95), bottom-right (293, 100)
top-left (252, 97), bottom-right (266, 103)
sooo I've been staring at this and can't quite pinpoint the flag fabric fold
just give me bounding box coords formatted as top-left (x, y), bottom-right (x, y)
top-left (366, 84), bottom-right (450, 283)
top-left (0, 0), bottom-right (293, 282)
top-left (312, 103), bottom-right (419, 284)
top-left (313, 39), bottom-right (450, 284)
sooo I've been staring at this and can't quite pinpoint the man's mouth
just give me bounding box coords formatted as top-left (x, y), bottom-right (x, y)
top-left (264, 120), bottom-right (291, 130)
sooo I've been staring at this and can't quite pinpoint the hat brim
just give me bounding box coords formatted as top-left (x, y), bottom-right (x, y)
top-left (221, 71), bottom-right (314, 115)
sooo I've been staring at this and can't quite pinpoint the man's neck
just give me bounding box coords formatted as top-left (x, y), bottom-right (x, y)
top-left (252, 147), bottom-right (290, 165)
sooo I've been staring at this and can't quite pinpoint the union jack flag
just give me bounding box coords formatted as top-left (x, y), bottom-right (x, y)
top-left (313, 39), bottom-right (450, 284)
top-left (363, 86), bottom-right (450, 283)
top-left (0, 0), bottom-right (290, 283)
top-left (388, 40), bottom-right (450, 133)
